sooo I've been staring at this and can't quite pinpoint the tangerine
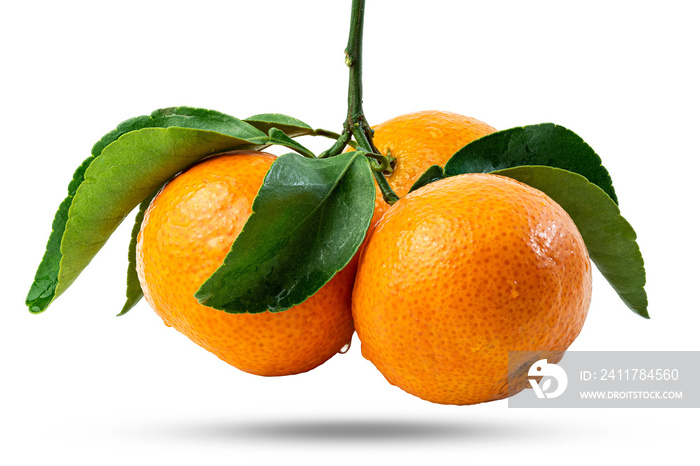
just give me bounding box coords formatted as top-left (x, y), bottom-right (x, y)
top-left (365, 110), bottom-right (496, 226)
top-left (352, 173), bottom-right (592, 405)
top-left (137, 151), bottom-right (355, 376)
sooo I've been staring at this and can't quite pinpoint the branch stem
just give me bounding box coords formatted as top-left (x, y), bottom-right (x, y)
top-left (343, 0), bottom-right (398, 203)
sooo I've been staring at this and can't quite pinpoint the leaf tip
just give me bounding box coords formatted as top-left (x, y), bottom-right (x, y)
top-left (409, 164), bottom-right (445, 193)
top-left (193, 288), bottom-right (211, 306)
top-left (117, 300), bottom-right (137, 317)
top-left (27, 303), bottom-right (45, 314)
top-left (633, 305), bottom-right (650, 319)
top-left (25, 286), bottom-right (53, 314)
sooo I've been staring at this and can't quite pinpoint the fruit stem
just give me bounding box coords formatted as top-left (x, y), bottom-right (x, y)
top-left (372, 170), bottom-right (400, 205)
top-left (318, 131), bottom-right (350, 159)
top-left (344, 0), bottom-right (370, 143)
top-left (343, 0), bottom-right (399, 204)
top-left (313, 128), bottom-right (344, 141)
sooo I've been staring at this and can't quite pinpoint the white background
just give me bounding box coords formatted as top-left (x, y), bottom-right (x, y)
top-left (2, 0), bottom-right (698, 464)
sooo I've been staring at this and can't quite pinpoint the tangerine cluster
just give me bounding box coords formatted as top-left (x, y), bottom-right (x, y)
top-left (137, 111), bottom-right (592, 405)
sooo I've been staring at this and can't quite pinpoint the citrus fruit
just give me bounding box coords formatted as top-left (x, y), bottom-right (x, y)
top-left (352, 173), bottom-right (592, 405)
top-left (365, 110), bottom-right (496, 226)
top-left (136, 150), bottom-right (355, 376)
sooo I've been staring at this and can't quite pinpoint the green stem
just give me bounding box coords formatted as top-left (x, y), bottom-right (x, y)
top-left (350, 123), bottom-right (373, 152)
top-left (313, 128), bottom-right (344, 140)
top-left (318, 131), bottom-right (350, 158)
top-left (351, 127), bottom-right (387, 171)
top-left (344, 0), bottom-right (398, 203)
top-left (345, 0), bottom-right (367, 132)
top-left (364, 152), bottom-right (392, 173)
top-left (373, 171), bottom-right (400, 205)
top-left (345, 0), bottom-right (377, 152)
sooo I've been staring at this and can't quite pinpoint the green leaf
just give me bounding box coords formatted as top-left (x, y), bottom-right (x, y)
top-left (492, 165), bottom-right (648, 318)
top-left (27, 107), bottom-right (270, 313)
top-left (408, 164), bottom-right (445, 193)
top-left (27, 154), bottom-right (96, 313)
top-left (444, 123), bottom-right (618, 204)
top-left (195, 151), bottom-right (376, 314)
top-left (26, 189), bottom-right (77, 313)
top-left (96, 107), bottom-right (269, 152)
top-left (267, 128), bottom-right (316, 158)
top-left (58, 129), bottom-right (266, 303)
top-left (245, 113), bottom-right (315, 138)
top-left (118, 188), bottom-right (161, 316)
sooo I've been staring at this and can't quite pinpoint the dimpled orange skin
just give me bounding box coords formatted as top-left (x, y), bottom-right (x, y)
top-left (366, 110), bottom-right (496, 226)
top-left (352, 173), bottom-right (592, 405)
top-left (137, 151), bottom-right (355, 376)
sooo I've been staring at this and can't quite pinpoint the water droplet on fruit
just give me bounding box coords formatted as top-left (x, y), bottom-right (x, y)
top-left (338, 341), bottom-right (351, 354)
top-left (510, 281), bottom-right (519, 299)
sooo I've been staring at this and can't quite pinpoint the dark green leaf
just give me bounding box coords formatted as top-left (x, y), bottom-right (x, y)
top-left (408, 165), bottom-right (445, 193)
top-left (27, 107), bottom-right (269, 313)
top-left (267, 128), bottom-right (316, 158)
top-left (492, 165), bottom-right (648, 318)
top-left (245, 113), bottom-right (315, 138)
top-left (118, 188), bottom-right (161, 316)
top-left (26, 192), bottom-right (78, 313)
top-left (195, 151), bottom-right (376, 314)
top-left (444, 123), bottom-right (618, 204)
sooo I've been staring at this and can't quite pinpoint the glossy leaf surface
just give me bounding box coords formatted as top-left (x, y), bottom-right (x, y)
top-left (196, 151), bottom-right (376, 314)
top-left (444, 123), bottom-right (618, 204)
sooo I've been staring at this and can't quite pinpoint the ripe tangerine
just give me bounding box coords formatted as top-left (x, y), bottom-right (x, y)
top-left (352, 173), bottom-right (592, 405)
top-left (364, 110), bottom-right (496, 226)
top-left (137, 151), bottom-right (355, 376)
